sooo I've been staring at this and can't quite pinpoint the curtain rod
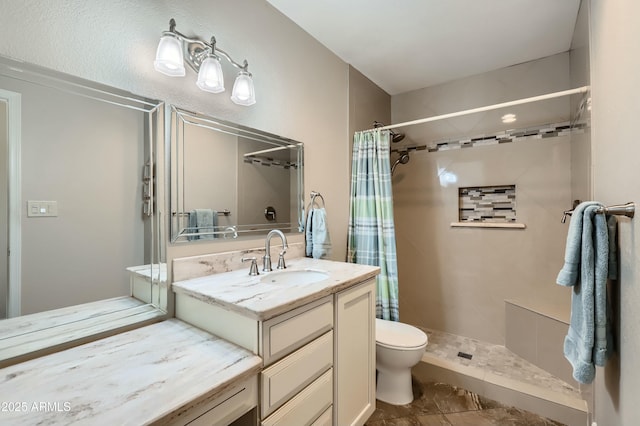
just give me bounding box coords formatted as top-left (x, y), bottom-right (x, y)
top-left (373, 86), bottom-right (590, 132)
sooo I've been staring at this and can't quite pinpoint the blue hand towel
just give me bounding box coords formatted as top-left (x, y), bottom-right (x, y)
top-left (188, 209), bottom-right (217, 240)
top-left (305, 207), bottom-right (332, 259)
top-left (559, 203), bottom-right (611, 384)
top-left (305, 208), bottom-right (314, 257)
top-left (311, 207), bottom-right (332, 259)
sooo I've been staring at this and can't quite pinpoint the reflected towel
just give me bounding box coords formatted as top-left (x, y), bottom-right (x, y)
top-left (188, 209), bottom-right (217, 240)
top-left (305, 208), bottom-right (332, 259)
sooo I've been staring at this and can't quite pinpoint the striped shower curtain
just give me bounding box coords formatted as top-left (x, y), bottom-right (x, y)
top-left (347, 129), bottom-right (399, 321)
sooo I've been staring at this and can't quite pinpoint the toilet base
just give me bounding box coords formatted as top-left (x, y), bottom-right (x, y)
top-left (376, 366), bottom-right (414, 405)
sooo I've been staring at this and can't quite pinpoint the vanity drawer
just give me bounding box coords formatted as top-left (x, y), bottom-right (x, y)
top-left (261, 330), bottom-right (333, 418)
top-left (261, 296), bottom-right (333, 366)
top-left (174, 375), bottom-right (257, 426)
top-left (261, 369), bottom-right (333, 426)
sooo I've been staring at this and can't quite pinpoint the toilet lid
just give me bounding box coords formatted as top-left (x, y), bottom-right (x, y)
top-left (375, 318), bottom-right (428, 349)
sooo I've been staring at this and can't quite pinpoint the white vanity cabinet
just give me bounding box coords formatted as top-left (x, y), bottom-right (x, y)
top-left (175, 274), bottom-right (377, 426)
top-left (176, 295), bottom-right (335, 425)
top-left (334, 278), bottom-right (376, 426)
top-left (259, 296), bottom-right (334, 424)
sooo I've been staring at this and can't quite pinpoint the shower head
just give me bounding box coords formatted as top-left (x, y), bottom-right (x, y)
top-left (391, 132), bottom-right (405, 143)
top-left (391, 152), bottom-right (410, 175)
top-left (373, 121), bottom-right (405, 143)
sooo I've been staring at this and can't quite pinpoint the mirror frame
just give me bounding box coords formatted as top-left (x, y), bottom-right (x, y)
top-left (0, 54), bottom-right (168, 367)
top-left (169, 105), bottom-right (305, 243)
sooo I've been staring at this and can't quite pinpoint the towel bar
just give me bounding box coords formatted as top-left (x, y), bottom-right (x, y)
top-left (595, 202), bottom-right (635, 218)
top-left (172, 209), bottom-right (231, 217)
top-left (561, 202), bottom-right (635, 223)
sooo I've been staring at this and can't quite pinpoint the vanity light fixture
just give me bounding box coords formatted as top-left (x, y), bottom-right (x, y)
top-left (154, 18), bottom-right (256, 106)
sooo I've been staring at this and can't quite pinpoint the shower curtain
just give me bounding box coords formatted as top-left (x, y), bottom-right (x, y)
top-left (347, 129), bottom-right (399, 321)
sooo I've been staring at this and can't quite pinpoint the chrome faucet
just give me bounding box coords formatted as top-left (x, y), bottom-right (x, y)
top-left (263, 229), bottom-right (288, 272)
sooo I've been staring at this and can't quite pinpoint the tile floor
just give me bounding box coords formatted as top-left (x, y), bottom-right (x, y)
top-left (365, 378), bottom-right (566, 426)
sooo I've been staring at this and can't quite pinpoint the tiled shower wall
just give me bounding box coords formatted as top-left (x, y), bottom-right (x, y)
top-left (391, 53), bottom-right (575, 345)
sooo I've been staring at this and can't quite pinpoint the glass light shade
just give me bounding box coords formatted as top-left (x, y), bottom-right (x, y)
top-left (231, 71), bottom-right (256, 106)
top-left (154, 34), bottom-right (185, 77)
top-left (196, 55), bottom-right (225, 93)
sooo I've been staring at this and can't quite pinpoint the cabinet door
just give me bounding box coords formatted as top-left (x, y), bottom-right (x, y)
top-left (334, 279), bottom-right (376, 426)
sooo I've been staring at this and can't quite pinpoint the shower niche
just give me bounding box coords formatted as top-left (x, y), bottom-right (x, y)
top-left (452, 184), bottom-right (525, 229)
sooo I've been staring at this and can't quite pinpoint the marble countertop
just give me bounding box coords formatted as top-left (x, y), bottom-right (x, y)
top-left (172, 257), bottom-right (380, 321)
top-left (126, 263), bottom-right (168, 281)
top-left (0, 319), bottom-right (262, 425)
top-left (0, 296), bottom-right (164, 368)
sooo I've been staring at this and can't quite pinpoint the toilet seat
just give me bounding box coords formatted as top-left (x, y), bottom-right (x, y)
top-left (375, 318), bottom-right (428, 350)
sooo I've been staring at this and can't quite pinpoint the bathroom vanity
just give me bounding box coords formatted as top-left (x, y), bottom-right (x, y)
top-left (173, 255), bottom-right (379, 426)
top-left (0, 254), bottom-right (378, 426)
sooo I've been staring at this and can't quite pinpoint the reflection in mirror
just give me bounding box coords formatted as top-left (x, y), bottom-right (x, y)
top-left (170, 105), bottom-right (304, 242)
top-left (0, 55), bottom-right (166, 366)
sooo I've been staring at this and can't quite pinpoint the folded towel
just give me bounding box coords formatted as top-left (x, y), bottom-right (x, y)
top-left (188, 209), bottom-right (217, 240)
top-left (305, 207), bottom-right (332, 259)
top-left (559, 203), bottom-right (611, 384)
top-left (557, 201), bottom-right (600, 286)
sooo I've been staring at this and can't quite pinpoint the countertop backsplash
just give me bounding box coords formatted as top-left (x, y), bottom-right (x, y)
top-left (173, 241), bottom-right (306, 282)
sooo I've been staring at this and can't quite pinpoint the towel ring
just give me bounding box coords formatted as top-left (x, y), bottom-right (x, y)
top-left (309, 191), bottom-right (326, 208)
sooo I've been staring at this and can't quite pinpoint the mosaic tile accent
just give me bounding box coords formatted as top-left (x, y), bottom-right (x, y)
top-left (459, 185), bottom-right (516, 222)
top-left (391, 120), bottom-right (587, 155)
top-left (243, 155), bottom-right (299, 170)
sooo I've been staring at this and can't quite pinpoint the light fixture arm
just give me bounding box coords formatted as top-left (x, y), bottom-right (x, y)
top-left (164, 19), bottom-right (250, 73)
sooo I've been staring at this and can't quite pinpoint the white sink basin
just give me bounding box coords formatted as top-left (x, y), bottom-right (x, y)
top-left (259, 269), bottom-right (329, 286)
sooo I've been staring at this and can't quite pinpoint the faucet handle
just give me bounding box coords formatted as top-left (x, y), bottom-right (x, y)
top-left (241, 257), bottom-right (259, 276)
top-left (277, 250), bottom-right (287, 270)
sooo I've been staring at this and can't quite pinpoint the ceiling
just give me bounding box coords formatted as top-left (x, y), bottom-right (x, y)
top-left (266, 0), bottom-right (582, 95)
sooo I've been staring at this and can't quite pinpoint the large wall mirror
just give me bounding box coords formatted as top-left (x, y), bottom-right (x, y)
top-left (0, 55), bottom-right (166, 366)
top-left (170, 106), bottom-right (304, 243)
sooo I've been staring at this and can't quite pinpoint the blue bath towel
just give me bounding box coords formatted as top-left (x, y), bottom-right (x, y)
top-left (557, 203), bottom-right (612, 384)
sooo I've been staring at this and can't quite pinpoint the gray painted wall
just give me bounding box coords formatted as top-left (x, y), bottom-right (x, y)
top-left (590, 0), bottom-right (640, 424)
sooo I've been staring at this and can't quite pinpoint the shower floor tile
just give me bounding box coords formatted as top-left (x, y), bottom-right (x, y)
top-left (420, 327), bottom-right (583, 404)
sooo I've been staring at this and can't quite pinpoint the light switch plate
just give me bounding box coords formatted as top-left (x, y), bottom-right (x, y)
top-left (27, 200), bottom-right (58, 217)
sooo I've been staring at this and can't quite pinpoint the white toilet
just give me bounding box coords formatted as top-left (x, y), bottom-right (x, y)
top-left (375, 318), bottom-right (428, 405)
